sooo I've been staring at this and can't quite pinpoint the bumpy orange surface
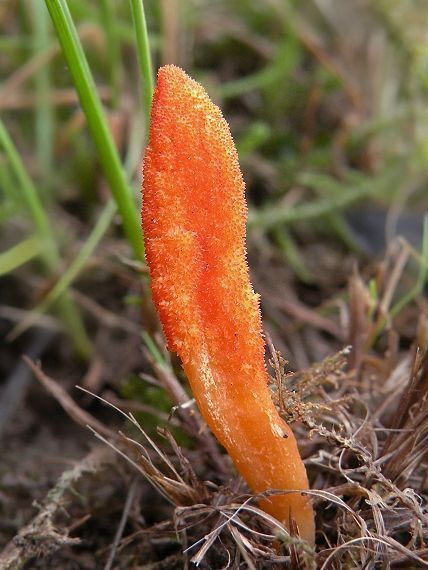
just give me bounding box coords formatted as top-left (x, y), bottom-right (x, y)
top-left (142, 65), bottom-right (315, 544)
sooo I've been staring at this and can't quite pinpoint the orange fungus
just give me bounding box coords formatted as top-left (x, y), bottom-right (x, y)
top-left (142, 65), bottom-right (315, 544)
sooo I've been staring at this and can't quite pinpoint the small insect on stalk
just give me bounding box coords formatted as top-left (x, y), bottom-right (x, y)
top-left (141, 65), bottom-right (315, 544)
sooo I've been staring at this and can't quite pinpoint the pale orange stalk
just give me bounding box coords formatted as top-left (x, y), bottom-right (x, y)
top-left (142, 65), bottom-right (315, 544)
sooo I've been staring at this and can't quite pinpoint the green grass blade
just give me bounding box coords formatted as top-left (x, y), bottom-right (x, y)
top-left (32, 2), bottom-right (54, 193)
top-left (100, 0), bottom-right (121, 108)
top-left (0, 119), bottom-right (55, 264)
top-left (8, 200), bottom-right (117, 339)
top-left (0, 118), bottom-right (91, 357)
top-left (248, 167), bottom-right (402, 230)
top-left (365, 215), bottom-right (428, 347)
top-left (218, 34), bottom-right (300, 100)
top-left (273, 227), bottom-right (313, 283)
top-left (0, 162), bottom-right (19, 220)
top-left (45, 0), bottom-right (144, 261)
top-left (0, 236), bottom-right (41, 276)
top-left (130, 0), bottom-right (154, 132)
top-left (391, 215), bottom-right (428, 318)
top-left (142, 331), bottom-right (165, 366)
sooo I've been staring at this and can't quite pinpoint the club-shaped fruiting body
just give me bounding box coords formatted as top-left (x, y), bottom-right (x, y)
top-left (142, 65), bottom-right (315, 544)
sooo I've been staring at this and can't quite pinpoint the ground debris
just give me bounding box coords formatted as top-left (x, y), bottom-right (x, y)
top-left (267, 333), bottom-right (428, 568)
top-left (0, 447), bottom-right (111, 570)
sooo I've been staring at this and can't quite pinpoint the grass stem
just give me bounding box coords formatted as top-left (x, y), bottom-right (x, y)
top-left (45, 0), bottom-right (144, 261)
top-left (130, 0), bottom-right (154, 134)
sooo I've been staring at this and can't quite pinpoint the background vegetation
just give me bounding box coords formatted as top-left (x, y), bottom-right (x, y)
top-left (0, 1), bottom-right (427, 568)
